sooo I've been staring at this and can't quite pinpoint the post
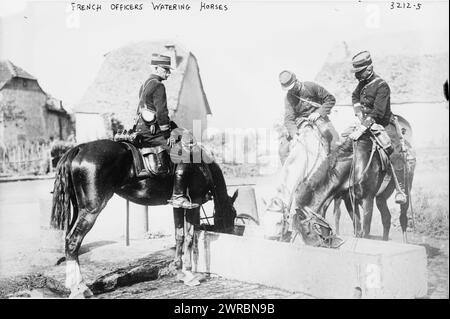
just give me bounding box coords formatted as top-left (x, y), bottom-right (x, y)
top-left (145, 206), bottom-right (149, 233)
top-left (126, 199), bottom-right (130, 246)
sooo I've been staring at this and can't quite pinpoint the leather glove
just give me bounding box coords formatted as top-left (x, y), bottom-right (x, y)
top-left (349, 125), bottom-right (367, 140)
top-left (307, 112), bottom-right (321, 122)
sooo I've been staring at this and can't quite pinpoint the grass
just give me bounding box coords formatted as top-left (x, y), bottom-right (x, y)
top-left (410, 186), bottom-right (449, 239)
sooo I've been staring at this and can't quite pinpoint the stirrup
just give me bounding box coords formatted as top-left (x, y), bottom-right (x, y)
top-left (395, 191), bottom-right (407, 204)
top-left (168, 197), bottom-right (200, 209)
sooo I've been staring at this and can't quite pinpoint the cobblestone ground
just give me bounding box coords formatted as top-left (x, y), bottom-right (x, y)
top-left (97, 276), bottom-right (312, 299)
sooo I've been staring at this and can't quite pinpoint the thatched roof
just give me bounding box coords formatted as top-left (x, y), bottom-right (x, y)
top-left (315, 41), bottom-right (449, 105)
top-left (75, 41), bottom-right (211, 128)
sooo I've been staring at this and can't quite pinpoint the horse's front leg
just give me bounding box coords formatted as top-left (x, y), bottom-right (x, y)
top-left (361, 196), bottom-right (375, 239)
top-left (182, 207), bottom-right (201, 286)
top-left (333, 197), bottom-right (342, 235)
top-left (65, 210), bottom-right (100, 298)
top-left (172, 207), bottom-right (185, 270)
top-left (343, 194), bottom-right (362, 237)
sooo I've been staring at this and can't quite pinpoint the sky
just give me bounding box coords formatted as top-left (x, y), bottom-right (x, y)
top-left (0, 0), bottom-right (448, 129)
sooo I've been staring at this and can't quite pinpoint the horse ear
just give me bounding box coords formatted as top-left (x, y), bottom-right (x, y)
top-left (230, 189), bottom-right (239, 203)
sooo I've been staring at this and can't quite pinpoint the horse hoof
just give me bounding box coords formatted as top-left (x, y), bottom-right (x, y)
top-left (69, 283), bottom-right (93, 299)
top-left (182, 271), bottom-right (201, 287)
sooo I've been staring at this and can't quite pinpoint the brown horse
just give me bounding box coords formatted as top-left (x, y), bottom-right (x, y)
top-left (292, 135), bottom-right (415, 246)
top-left (50, 139), bottom-right (238, 298)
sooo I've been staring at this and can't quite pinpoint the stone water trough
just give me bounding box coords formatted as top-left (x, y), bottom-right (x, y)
top-left (194, 187), bottom-right (428, 299)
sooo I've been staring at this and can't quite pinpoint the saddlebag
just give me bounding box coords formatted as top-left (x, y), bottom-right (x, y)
top-left (370, 124), bottom-right (393, 156)
top-left (141, 146), bottom-right (171, 176)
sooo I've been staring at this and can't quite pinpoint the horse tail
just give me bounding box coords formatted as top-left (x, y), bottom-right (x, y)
top-left (50, 146), bottom-right (80, 231)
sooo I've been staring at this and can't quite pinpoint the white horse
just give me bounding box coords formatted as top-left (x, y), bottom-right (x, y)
top-left (262, 118), bottom-right (340, 242)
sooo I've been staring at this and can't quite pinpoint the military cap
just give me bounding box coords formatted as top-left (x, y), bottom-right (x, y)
top-left (351, 51), bottom-right (373, 73)
top-left (151, 54), bottom-right (174, 70)
top-left (279, 70), bottom-right (297, 90)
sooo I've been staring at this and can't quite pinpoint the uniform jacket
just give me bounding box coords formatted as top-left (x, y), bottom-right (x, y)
top-left (284, 81), bottom-right (336, 138)
top-left (352, 73), bottom-right (392, 127)
top-left (135, 74), bottom-right (170, 134)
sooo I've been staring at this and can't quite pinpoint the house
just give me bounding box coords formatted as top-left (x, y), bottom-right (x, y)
top-left (0, 60), bottom-right (74, 146)
top-left (314, 42), bottom-right (449, 147)
top-left (74, 41), bottom-right (212, 143)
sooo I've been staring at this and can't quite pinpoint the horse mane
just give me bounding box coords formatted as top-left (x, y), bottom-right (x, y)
top-left (296, 138), bottom-right (354, 206)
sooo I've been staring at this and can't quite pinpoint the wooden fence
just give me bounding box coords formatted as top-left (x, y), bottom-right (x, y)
top-left (0, 141), bottom-right (52, 175)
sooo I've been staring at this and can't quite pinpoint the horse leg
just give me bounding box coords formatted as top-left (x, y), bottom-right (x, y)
top-left (361, 196), bottom-right (375, 239)
top-left (64, 208), bottom-right (102, 298)
top-left (399, 188), bottom-right (411, 243)
top-left (333, 197), bottom-right (342, 235)
top-left (376, 195), bottom-right (391, 241)
top-left (182, 207), bottom-right (201, 286)
top-left (343, 193), bottom-right (362, 237)
top-left (399, 168), bottom-right (414, 243)
top-left (172, 207), bottom-right (184, 270)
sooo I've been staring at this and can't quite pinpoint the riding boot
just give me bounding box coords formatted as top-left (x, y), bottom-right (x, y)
top-left (168, 164), bottom-right (199, 209)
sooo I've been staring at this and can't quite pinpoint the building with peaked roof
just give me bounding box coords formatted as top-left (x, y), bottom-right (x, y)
top-left (74, 41), bottom-right (212, 143)
top-left (0, 60), bottom-right (74, 146)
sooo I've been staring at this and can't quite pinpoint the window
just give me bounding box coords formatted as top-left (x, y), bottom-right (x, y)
top-left (23, 79), bottom-right (28, 87)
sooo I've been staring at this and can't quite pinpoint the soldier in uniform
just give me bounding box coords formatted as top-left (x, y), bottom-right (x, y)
top-left (347, 51), bottom-right (407, 204)
top-left (134, 53), bottom-right (199, 209)
top-left (278, 70), bottom-right (339, 165)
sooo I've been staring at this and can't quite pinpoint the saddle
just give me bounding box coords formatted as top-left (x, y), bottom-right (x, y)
top-left (120, 141), bottom-right (172, 178)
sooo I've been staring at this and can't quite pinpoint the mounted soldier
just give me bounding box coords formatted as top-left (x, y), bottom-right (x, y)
top-left (278, 70), bottom-right (340, 165)
top-left (347, 50), bottom-right (408, 204)
top-left (133, 53), bottom-right (199, 209)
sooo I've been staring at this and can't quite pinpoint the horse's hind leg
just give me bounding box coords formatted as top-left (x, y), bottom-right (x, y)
top-left (65, 208), bottom-right (102, 298)
top-left (399, 169), bottom-right (414, 243)
top-left (172, 207), bottom-right (184, 270)
top-left (399, 200), bottom-right (409, 243)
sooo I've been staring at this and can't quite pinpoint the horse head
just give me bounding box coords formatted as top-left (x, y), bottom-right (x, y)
top-left (228, 188), bottom-right (239, 214)
top-left (292, 206), bottom-right (344, 248)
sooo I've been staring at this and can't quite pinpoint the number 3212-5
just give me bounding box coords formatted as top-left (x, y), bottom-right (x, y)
top-left (390, 2), bottom-right (422, 10)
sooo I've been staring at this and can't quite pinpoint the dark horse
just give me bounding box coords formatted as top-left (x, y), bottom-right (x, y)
top-left (50, 139), bottom-right (238, 298)
top-left (291, 136), bottom-right (415, 246)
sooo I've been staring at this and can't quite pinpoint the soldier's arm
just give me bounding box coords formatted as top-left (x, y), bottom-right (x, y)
top-left (315, 84), bottom-right (336, 117)
top-left (362, 83), bottom-right (390, 127)
top-left (352, 82), bottom-right (364, 120)
top-left (284, 96), bottom-right (298, 138)
top-left (152, 83), bottom-right (170, 130)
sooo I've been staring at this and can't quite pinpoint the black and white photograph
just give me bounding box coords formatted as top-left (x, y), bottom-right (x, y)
top-left (0, 0), bottom-right (448, 302)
